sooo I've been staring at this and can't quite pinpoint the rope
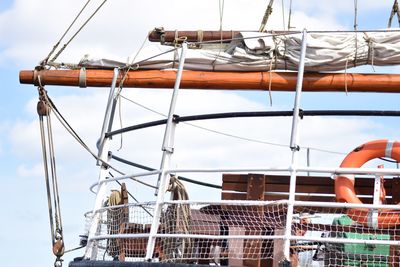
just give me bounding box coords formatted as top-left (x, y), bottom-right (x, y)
top-left (119, 93), bottom-right (350, 155)
top-left (49, 0), bottom-right (109, 64)
top-left (37, 86), bottom-right (65, 266)
top-left (344, 57), bottom-right (349, 95)
top-left (43, 93), bottom-right (122, 174)
top-left (41, 0), bottom-right (92, 66)
top-left (388, 0), bottom-right (400, 28)
top-left (211, 0), bottom-right (225, 71)
top-left (287, 0), bottom-right (293, 30)
top-left (49, 99), bottom-right (159, 189)
top-left (268, 56), bottom-right (274, 105)
top-left (110, 154), bottom-right (222, 189)
top-left (259, 0), bottom-right (275, 32)
top-left (41, 90), bottom-right (161, 190)
top-left (364, 33), bottom-right (376, 72)
top-left (281, 0), bottom-right (286, 31)
top-left (116, 32), bottom-right (150, 151)
top-left (163, 176), bottom-right (191, 260)
top-left (353, 0), bottom-right (358, 31)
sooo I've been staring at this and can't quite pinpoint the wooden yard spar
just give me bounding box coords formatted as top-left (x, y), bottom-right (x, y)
top-left (19, 69), bottom-right (400, 92)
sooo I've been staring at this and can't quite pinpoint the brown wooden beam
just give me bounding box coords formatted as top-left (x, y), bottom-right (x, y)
top-left (19, 69), bottom-right (400, 93)
top-left (148, 29), bottom-right (242, 43)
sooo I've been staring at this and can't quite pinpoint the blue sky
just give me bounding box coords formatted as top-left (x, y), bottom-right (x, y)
top-left (1, 1), bottom-right (400, 267)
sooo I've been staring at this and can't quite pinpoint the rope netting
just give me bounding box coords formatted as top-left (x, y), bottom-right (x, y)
top-left (85, 201), bottom-right (400, 266)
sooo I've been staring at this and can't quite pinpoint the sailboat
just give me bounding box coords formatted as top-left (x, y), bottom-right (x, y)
top-left (18, 1), bottom-right (400, 266)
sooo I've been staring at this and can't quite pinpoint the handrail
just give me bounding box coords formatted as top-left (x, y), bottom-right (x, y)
top-left (88, 166), bottom-right (400, 193)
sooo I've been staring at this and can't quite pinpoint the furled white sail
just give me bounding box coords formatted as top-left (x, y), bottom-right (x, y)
top-left (80, 30), bottom-right (400, 72)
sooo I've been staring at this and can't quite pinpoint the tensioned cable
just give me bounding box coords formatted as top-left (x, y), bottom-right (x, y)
top-left (108, 172), bottom-right (153, 217)
top-left (118, 94), bottom-right (344, 154)
top-left (287, 0), bottom-right (293, 30)
top-left (115, 95), bottom-right (400, 160)
top-left (259, 0), bottom-right (275, 32)
top-left (52, 29), bottom-right (400, 71)
top-left (116, 33), bottom-right (151, 151)
top-left (41, 0), bottom-right (92, 66)
top-left (42, 92), bottom-right (157, 189)
top-left (354, 0), bottom-right (358, 31)
top-left (210, 0), bottom-right (225, 70)
top-left (49, 0), bottom-right (109, 63)
top-left (111, 154), bottom-right (222, 190)
top-left (281, 0), bottom-right (286, 31)
top-left (117, 95), bottom-right (287, 149)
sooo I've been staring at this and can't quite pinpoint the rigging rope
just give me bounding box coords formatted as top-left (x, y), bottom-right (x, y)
top-left (287, 0), bottom-right (293, 30)
top-left (388, 0), bottom-right (400, 28)
top-left (108, 172), bottom-right (153, 217)
top-left (37, 86), bottom-right (65, 267)
top-left (259, 0), bottom-right (275, 32)
top-left (163, 176), bottom-right (191, 260)
top-left (48, 0), bottom-right (109, 64)
top-left (354, 0), bottom-right (358, 31)
top-left (281, 0), bottom-right (286, 31)
top-left (41, 0), bottom-right (92, 66)
top-left (210, 0), bottom-right (225, 71)
top-left (41, 88), bottom-right (158, 191)
top-left (118, 93), bottom-right (347, 155)
top-left (116, 32), bottom-right (151, 151)
top-left (110, 153), bottom-right (222, 189)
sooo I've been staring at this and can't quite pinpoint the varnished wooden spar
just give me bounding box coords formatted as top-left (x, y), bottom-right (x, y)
top-left (148, 29), bottom-right (295, 43)
top-left (19, 69), bottom-right (400, 92)
top-left (148, 29), bottom-right (242, 43)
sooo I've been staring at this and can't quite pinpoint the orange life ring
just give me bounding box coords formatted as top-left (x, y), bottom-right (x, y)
top-left (335, 139), bottom-right (400, 229)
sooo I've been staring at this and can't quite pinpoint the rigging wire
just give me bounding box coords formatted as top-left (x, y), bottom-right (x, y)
top-left (354, 0), bottom-right (358, 31)
top-left (41, 0), bottom-right (92, 66)
top-left (388, 0), bottom-right (400, 28)
top-left (117, 94), bottom-right (400, 164)
top-left (118, 93), bottom-right (346, 155)
top-left (259, 0), bottom-right (275, 32)
top-left (281, 0), bottom-right (286, 31)
top-left (108, 172), bottom-right (153, 217)
top-left (49, 0), bottom-right (109, 64)
top-left (287, 0), bottom-right (293, 30)
top-left (110, 154), bottom-right (222, 190)
top-left (210, 0), bottom-right (225, 70)
top-left (116, 32), bottom-right (151, 151)
top-left (37, 86), bottom-right (65, 266)
top-left (41, 90), bottom-right (157, 190)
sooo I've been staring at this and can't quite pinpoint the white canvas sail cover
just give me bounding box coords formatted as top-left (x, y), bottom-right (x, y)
top-left (80, 30), bottom-right (400, 72)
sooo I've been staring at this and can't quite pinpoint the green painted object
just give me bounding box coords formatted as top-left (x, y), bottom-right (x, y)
top-left (329, 215), bottom-right (390, 267)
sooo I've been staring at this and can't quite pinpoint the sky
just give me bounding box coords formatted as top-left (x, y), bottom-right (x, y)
top-left (1, 1), bottom-right (400, 267)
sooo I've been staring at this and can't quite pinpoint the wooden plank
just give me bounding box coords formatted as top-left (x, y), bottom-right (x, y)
top-left (223, 174), bottom-right (394, 190)
top-left (221, 192), bottom-right (247, 200)
top-left (223, 182), bottom-right (392, 196)
top-left (392, 177), bottom-right (400, 204)
top-left (222, 182), bottom-right (248, 192)
top-left (244, 174), bottom-right (266, 267)
top-left (247, 174), bottom-right (265, 201)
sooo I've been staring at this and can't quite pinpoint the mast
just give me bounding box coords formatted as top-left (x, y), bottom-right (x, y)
top-left (20, 69), bottom-right (400, 93)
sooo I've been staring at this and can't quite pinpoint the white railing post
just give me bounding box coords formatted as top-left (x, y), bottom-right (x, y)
top-left (371, 165), bottom-right (384, 229)
top-left (84, 68), bottom-right (119, 260)
top-left (283, 29), bottom-right (308, 263)
top-left (145, 43), bottom-right (187, 261)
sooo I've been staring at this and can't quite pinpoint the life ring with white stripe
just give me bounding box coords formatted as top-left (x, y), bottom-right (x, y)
top-left (334, 139), bottom-right (400, 229)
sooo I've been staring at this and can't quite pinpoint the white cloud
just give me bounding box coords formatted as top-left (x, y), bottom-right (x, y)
top-left (16, 162), bottom-right (44, 177)
top-left (3, 1), bottom-right (400, 267)
top-left (1, 0), bottom-right (352, 67)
